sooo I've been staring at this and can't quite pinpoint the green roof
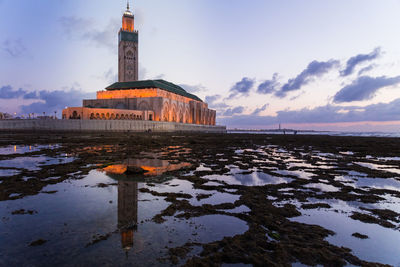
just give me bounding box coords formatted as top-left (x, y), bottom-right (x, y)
top-left (105, 79), bottom-right (203, 102)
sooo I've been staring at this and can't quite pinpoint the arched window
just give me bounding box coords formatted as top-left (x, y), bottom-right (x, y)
top-left (90, 113), bottom-right (95, 120)
top-left (96, 113), bottom-right (100, 119)
top-left (179, 112), bottom-right (183, 123)
top-left (116, 114), bottom-right (120, 120)
top-left (162, 103), bottom-right (169, 121)
top-left (138, 101), bottom-right (150, 111)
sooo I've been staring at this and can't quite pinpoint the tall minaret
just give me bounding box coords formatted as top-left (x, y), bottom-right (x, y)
top-left (118, 1), bottom-right (138, 82)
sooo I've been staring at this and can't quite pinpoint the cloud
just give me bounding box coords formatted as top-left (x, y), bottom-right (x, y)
top-left (227, 77), bottom-right (255, 98)
top-left (139, 67), bottom-right (147, 80)
top-left (341, 47), bottom-right (381, 76)
top-left (357, 64), bottom-right (375, 76)
top-left (257, 73), bottom-right (279, 94)
top-left (23, 91), bottom-right (39, 99)
top-left (102, 68), bottom-right (118, 84)
top-left (60, 16), bottom-right (119, 50)
top-left (0, 86), bottom-right (28, 99)
top-left (275, 59), bottom-right (339, 98)
top-left (0, 85), bottom-right (94, 115)
top-left (205, 95), bottom-right (229, 109)
top-left (333, 75), bottom-right (400, 103)
top-left (222, 106), bottom-right (244, 116)
top-left (219, 98), bottom-right (400, 128)
top-left (1, 39), bottom-right (27, 57)
top-left (251, 104), bottom-right (268, 115)
top-left (179, 84), bottom-right (207, 93)
top-left (82, 19), bottom-right (119, 50)
top-left (153, 74), bottom-right (165, 80)
top-left (59, 16), bottom-right (91, 36)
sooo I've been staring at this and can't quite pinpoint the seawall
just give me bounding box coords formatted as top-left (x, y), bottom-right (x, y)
top-left (0, 120), bottom-right (226, 133)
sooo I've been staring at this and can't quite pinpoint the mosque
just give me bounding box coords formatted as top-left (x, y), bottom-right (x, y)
top-left (62, 3), bottom-right (216, 126)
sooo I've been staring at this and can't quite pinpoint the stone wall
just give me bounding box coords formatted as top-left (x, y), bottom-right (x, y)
top-left (62, 107), bottom-right (154, 121)
top-left (0, 120), bottom-right (226, 133)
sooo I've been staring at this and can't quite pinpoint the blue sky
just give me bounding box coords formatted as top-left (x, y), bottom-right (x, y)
top-left (1, 0), bottom-right (400, 131)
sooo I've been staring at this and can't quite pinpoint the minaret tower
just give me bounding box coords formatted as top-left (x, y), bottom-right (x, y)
top-left (118, 1), bottom-right (138, 82)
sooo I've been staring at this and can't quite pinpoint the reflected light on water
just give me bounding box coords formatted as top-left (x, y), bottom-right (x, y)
top-left (103, 158), bottom-right (191, 177)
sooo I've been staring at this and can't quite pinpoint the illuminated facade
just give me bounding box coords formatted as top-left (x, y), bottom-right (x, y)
top-left (62, 2), bottom-right (216, 126)
top-left (119, 2), bottom-right (138, 82)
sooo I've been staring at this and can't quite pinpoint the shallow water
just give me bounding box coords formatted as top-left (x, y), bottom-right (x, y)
top-left (2, 137), bottom-right (400, 266)
top-left (0, 144), bottom-right (60, 155)
top-left (292, 208), bottom-right (400, 266)
top-left (0, 170), bottom-right (248, 266)
top-left (203, 171), bottom-right (293, 186)
top-left (0, 155), bottom-right (75, 171)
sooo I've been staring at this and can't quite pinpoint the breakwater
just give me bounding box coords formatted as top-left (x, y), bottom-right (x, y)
top-left (0, 120), bottom-right (226, 133)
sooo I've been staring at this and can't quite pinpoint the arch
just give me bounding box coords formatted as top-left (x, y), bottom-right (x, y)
top-left (162, 102), bottom-right (170, 121)
top-left (171, 104), bottom-right (177, 122)
top-left (101, 113), bottom-right (105, 120)
top-left (111, 114), bottom-right (115, 120)
top-left (90, 113), bottom-right (95, 120)
top-left (96, 113), bottom-right (100, 119)
top-left (106, 113), bottom-right (110, 120)
top-left (72, 111), bottom-right (78, 119)
top-left (185, 109), bottom-right (190, 124)
top-left (126, 50), bottom-right (134, 59)
top-left (138, 101), bottom-right (150, 111)
top-left (130, 114), bottom-right (134, 120)
top-left (179, 111), bottom-right (183, 123)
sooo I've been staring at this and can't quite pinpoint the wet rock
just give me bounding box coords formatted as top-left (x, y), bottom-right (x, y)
top-left (196, 193), bottom-right (212, 201)
top-left (41, 190), bottom-right (58, 194)
top-left (352, 232), bottom-right (369, 239)
top-left (125, 166), bottom-right (148, 175)
top-left (85, 233), bottom-right (112, 248)
top-left (29, 239), bottom-right (47, 246)
top-left (350, 212), bottom-right (396, 228)
top-left (12, 209), bottom-right (37, 215)
top-left (301, 203), bottom-right (331, 209)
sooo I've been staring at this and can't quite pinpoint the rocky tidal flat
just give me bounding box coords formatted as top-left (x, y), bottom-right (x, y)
top-left (1, 132), bottom-right (400, 266)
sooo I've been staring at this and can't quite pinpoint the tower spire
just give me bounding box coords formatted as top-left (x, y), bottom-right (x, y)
top-left (127, 1), bottom-right (130, 11)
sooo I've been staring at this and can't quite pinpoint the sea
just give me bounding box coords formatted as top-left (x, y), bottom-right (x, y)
top-left (228, 130), bottom-right (400, 138)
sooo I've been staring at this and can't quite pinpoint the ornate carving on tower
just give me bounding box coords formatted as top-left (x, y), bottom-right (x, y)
top-left (118, 1), bottom-right (139, 82)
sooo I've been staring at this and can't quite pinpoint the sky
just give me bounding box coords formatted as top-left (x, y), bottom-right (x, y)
top-left (1, 0), bottom-right (400, 131)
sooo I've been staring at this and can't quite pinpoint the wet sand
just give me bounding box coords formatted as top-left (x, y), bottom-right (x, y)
top-left (1, 132), bottom-right (400, 266)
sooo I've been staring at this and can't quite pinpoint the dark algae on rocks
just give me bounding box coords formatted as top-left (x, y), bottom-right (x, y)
top-left (0, 132), bottom-right (399, 266)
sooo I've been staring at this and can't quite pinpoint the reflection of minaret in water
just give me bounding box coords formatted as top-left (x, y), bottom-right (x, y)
top-left (118, 180), bottom-right (138, 251)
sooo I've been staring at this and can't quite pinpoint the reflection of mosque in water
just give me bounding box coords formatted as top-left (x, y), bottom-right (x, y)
top-left (105, 155), bottom-right (191, 250)
top-left (117, 180), bottom-right (138, 251)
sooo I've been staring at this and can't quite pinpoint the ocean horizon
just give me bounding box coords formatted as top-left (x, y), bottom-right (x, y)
top-left (228, 130), bottom-right (400, 138)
